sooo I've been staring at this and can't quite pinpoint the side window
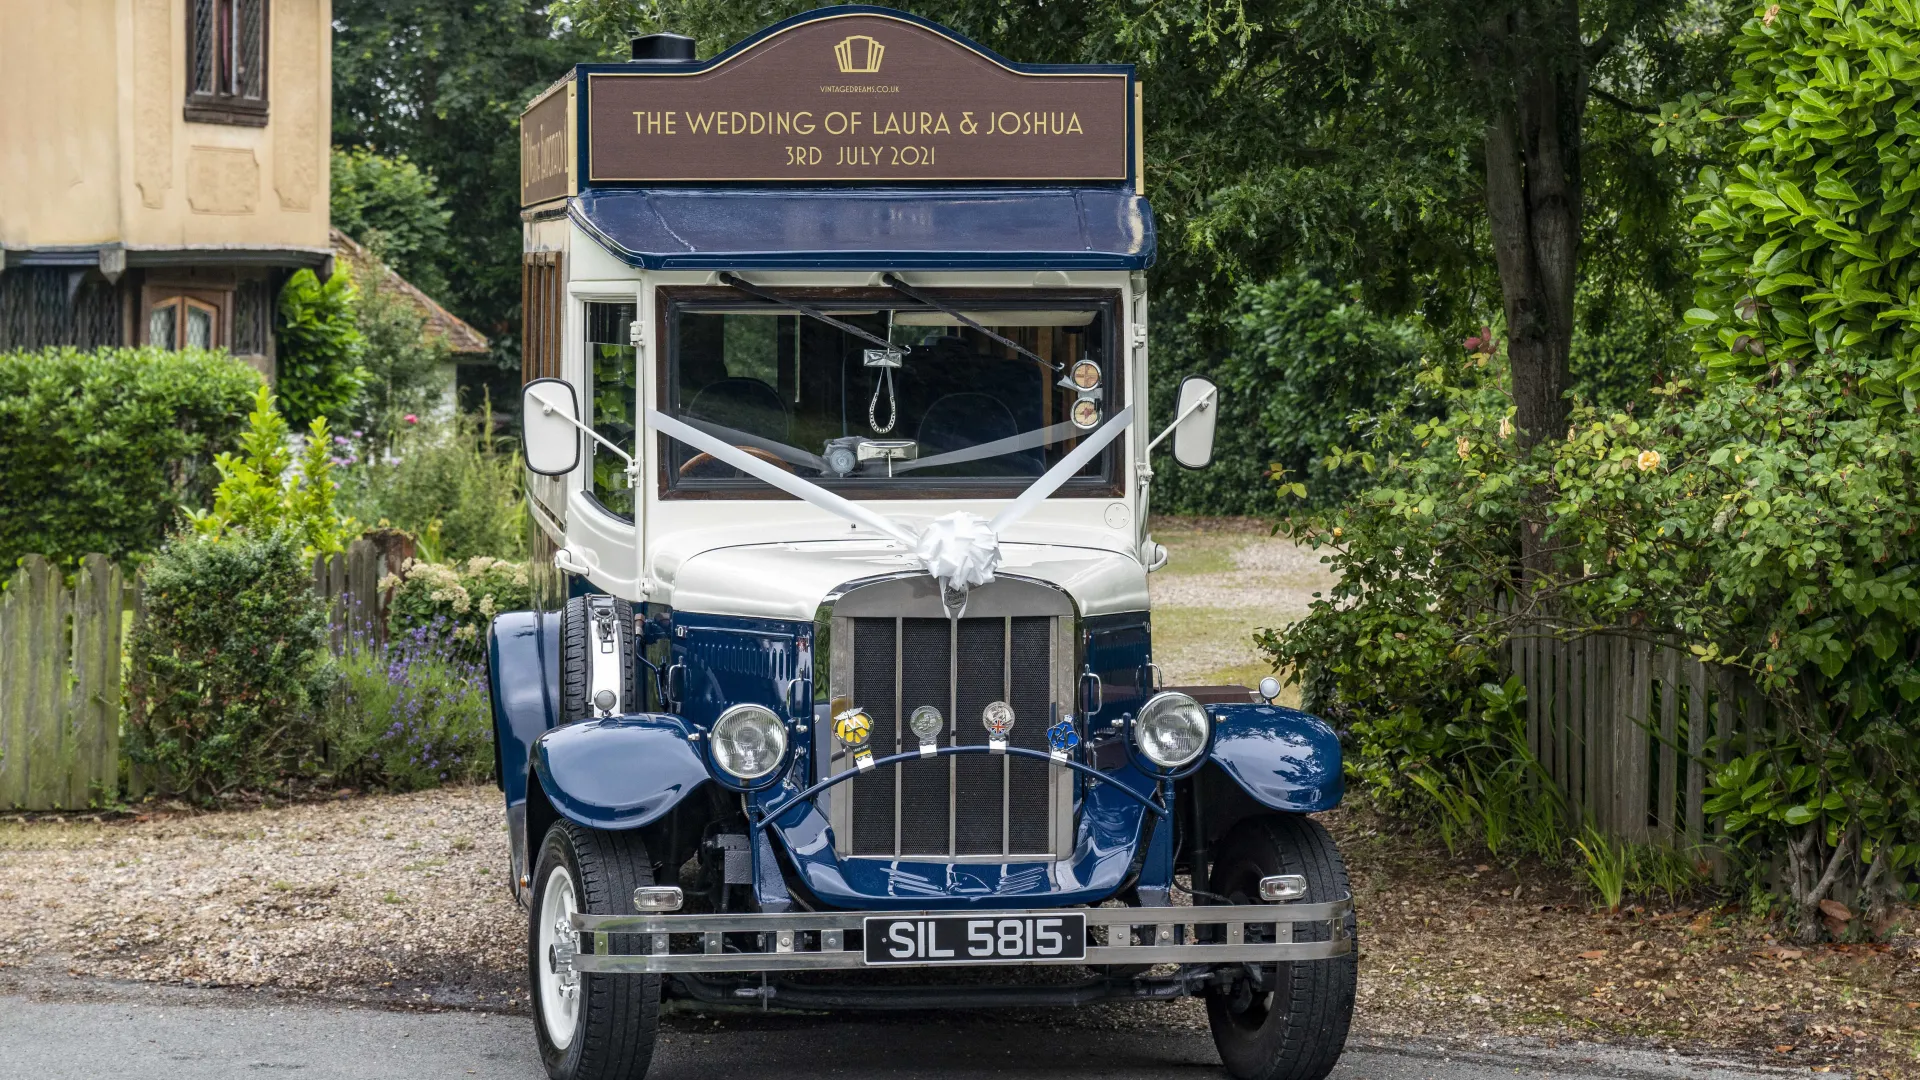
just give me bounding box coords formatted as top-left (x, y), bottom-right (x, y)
top-left (587, 302), bottom-right (638, 519)
top-left (186, 0), bottom-right (270, 126)
top-left (146, 295), bottom-right (222, 350)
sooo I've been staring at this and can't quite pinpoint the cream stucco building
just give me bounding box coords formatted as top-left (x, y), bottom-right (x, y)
top-left (0, 0), bottom-right (332, 373)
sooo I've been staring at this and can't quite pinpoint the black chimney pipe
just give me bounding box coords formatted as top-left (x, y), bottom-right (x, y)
top-left (631, 32), bottom-right (696, 62)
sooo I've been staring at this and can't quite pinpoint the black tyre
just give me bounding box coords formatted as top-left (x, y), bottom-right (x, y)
top-left (559, 595), bottom-right (638, 722)
top-left (529, 820), bottom-right (660, 1080)
top-left (1205, 814), bottom-right (1357, 1080)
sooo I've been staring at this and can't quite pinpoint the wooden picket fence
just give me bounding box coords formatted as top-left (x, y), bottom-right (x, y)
top-left (0, 556), bottom-right (133, 810)
top-left (1507, 628), bottom-right (1767, 848)
top-left (0, 537), bottom-right (403, 811)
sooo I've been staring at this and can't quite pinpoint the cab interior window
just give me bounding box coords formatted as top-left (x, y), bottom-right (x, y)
top-left (587, 301), bottom-right (638, 519)
top-left (661, 289), bottom-right (1118, 498)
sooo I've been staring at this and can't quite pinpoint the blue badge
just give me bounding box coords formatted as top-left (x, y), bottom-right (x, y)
top-left (1046, 718), bottom-right (1081, 754)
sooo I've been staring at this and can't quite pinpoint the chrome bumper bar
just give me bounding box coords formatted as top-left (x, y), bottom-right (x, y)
top-left (567, 898), bottom-right (1353, 974)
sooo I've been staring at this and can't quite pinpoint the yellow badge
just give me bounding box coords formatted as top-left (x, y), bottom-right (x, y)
top-left (832, 708), bottom-right (873, 749)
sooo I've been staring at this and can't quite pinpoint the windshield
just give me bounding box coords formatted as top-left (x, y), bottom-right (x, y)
top-left (656, 288), bottom-right (1121, 498)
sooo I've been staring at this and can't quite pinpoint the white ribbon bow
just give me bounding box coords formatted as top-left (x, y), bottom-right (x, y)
top-left (647, 407), bottom-right (1134, 608)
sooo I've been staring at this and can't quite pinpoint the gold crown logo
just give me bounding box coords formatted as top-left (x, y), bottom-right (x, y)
top-left (833, 34), bottom-right (884, 74)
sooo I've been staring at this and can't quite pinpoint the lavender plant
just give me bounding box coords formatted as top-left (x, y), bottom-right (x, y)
top-left (323, 617), bottom-right (495, 790)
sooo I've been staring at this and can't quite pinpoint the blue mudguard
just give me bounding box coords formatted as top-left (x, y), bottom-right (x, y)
top-left (489, 610), bottom-right (559, 807)
top-left (1207, 703), bottom-right (1344, 812)
top-left (532, 715), bottom-right (711, 830)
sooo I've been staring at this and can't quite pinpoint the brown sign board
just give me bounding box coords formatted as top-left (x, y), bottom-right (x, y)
top-left (521, 81), bottom-right (573, 206)
top-left (582, 13), bottom-right (1132, 184)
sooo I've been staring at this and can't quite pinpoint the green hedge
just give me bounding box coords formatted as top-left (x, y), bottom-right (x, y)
top-left (0, 347), bottom-right (261, 568)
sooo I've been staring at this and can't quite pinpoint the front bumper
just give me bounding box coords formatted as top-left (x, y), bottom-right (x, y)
top-left (568, 898), bottom-right (1353, 974)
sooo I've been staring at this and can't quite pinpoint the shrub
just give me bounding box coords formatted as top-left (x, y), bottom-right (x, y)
top-left (277, 267), bottom-right (366, 429)
top-left (1664, 0), bottom-right (1920, 384)
top-left (1150, 273), bottom-right (1424, 515)
top-left (322, 621), bottom-right (494, 790)
top-left (385, 555), bottom-right (532, 657)
top-left (188, 386), bottom-right (357, 557)
top-left (338, 409), bottom-right (526, 561)
top-left (0, 346), bottom-right (260, 568)
top-left (125, 530), bottom-right (332, 799)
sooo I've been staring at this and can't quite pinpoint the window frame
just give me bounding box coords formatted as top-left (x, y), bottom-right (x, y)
top-left (185, 0), bottom-right (270, 127)
top-left (143, 289), bottom-right (230, 350)
top-left (653, 286), bottom-right (1126, 502)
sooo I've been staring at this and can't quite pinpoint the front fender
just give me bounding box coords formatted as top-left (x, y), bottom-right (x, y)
top-left (1206, 703), bottom-right (1343, 812)
top-left (532, 715), bottom-right (712, 830)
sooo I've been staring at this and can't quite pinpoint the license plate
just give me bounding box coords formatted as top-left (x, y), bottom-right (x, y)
top-left (863, 913), bottom-right (1086, 965)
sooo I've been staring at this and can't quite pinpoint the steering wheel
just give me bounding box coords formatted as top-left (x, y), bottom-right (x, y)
top-left (678, 445), bottom-right (797, 478)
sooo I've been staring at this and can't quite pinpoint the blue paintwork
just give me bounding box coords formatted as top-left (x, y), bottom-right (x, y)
top-left (1083, 611), bottom-right (1152, 726)
top-left (489, 611), bottom-right (559, 807)
top-left (571, 6), bottom-right (1139, 193)
top-left (670, 613), bottom-right (813, 726)
top-left (569, 187), bottom-right (1155, 271)
top-left (1206, 703), bottom-right (1344, 813)
top-left (762, 768), bottom-right (1162, 910)
top-left (531, 715), bottom-right (713, 830)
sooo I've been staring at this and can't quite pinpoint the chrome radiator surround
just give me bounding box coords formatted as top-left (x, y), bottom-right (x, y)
top-left (815, 574), bottom-right (1077, 861)
top-left (568, 897), bottom-right (1354, 974)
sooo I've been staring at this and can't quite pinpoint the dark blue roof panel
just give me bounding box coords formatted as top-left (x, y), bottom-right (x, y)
top-left (569, 188), bottom-right (1155, 271)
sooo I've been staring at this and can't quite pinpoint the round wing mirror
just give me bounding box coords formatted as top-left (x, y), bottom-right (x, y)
top-left (521, 378), bottom-right (583, 476)
top-left (1172, 376), bottom-right (1219, 469)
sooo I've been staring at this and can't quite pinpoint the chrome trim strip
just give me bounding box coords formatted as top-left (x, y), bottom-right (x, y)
top-left (570, 898), bottom-right (1354, 974)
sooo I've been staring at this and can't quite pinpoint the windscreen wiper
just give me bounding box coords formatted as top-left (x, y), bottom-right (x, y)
top-left (717, 272), bottom-right (898, 353)
top-left (881, 273), bottom-right (1063, 373)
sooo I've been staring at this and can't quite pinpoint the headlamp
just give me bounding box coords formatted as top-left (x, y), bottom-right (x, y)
top-left (1132, 691), bottom-right (1210, 771)
top-left (710, 704), bottom-right (788, 782)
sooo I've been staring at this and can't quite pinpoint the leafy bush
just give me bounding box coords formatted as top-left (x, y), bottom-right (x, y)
top-left (1151, 273), bottom-right (1424, 515)
top-left (277, 268), bottom-right (367, 429)
top-left (338, 409), bottom-right (526, 561)
top-left (0, 346), bottom-right (260, 568)
top-left (385, 555), bottom-right (532, 656)
top-left (322, 621), bottom-right (494, 790)
top-left (125, 531), bottom-right (333, 799)
top-left (1664, 0), bottom-right (1920, 384)
top-left (188, 386), bottom-right (357, 557)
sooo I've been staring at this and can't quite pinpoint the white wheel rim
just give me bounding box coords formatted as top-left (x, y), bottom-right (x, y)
top-left (536, 865), bottom-right (582, 1049)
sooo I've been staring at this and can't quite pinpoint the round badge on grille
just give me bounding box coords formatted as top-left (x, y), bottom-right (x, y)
top-left (909, 705), bottom-right (944, 753)
top-left (832, 707), bottom-right (877, 771)
top-left (982, 701), bottom-right (1014, 752)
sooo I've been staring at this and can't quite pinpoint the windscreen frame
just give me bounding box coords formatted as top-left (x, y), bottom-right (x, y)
top-left (653, 286), bottom-right (1126, 501)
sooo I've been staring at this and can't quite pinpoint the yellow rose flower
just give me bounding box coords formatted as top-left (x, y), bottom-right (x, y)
top-left (1637, 449), bottom-right (1662, 472)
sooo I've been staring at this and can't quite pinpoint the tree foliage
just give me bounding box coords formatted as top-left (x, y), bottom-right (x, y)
top-left (330, 146), bottom-right (454, 300)
top-left (1151, 273), bottom-right (1425, 514)
top-left (332, 1), bottom-right (608, 371)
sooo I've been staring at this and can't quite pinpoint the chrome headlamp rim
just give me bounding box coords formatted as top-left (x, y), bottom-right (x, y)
top-left (1127, 690), bottom-right (1213, 777)
top-left (707, 703), bottom-right (791, 788)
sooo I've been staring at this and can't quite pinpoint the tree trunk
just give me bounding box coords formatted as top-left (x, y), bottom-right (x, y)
top-left (1479, 4), bottom-right (1584, 449)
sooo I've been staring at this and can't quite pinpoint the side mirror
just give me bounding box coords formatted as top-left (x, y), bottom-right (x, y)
top-left (521, 378), bottom-right (583, 476)
top-left (1172, 376), bottom-right (1219, 469)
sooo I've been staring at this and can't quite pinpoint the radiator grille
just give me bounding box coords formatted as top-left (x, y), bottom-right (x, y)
top-left (843, 614), bottom-right (1061, 858)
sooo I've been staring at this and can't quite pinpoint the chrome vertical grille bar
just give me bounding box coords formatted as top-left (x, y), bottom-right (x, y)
top-left (894, 615), bottom-right (903, 858)
top-left (1002, 615), bottom-right (1012, 856)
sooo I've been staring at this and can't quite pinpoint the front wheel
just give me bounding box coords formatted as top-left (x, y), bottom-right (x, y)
top-left (530, 821), bottom-right (659, 1080)
top-left (1205, 814), bottom-right (1357, 1080)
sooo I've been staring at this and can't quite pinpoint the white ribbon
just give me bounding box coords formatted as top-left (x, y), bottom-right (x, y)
top-left (645, 407), bottom-right (1134, 604)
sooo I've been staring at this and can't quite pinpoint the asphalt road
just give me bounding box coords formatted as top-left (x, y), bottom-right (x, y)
top-left (0, 983), bottom-right (1796, 1080)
